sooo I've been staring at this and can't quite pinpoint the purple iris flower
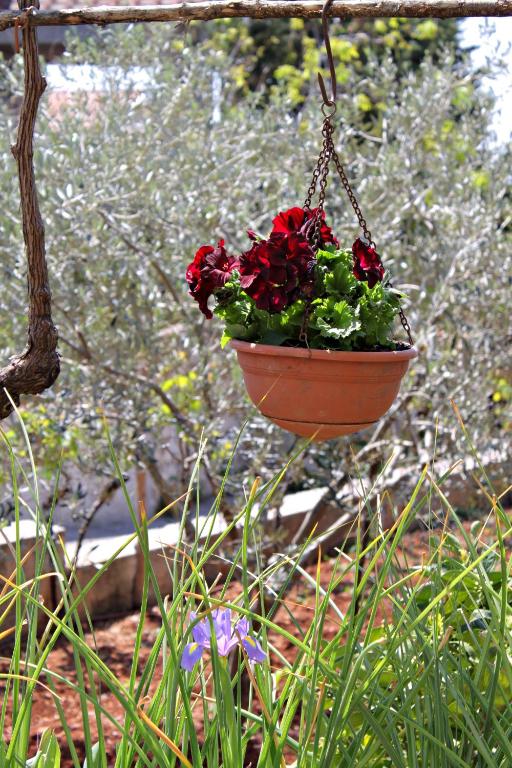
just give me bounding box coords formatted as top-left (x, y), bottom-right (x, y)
top-left (181, 608), bottom-right (266, 671)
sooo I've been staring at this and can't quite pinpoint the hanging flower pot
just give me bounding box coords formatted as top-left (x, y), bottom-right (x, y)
top-left (185, 213), bottom-right (417, 441)
top-left (184, 0), bottom-right (417, 441)
top-left (231, 340), bottom-right (417, 440)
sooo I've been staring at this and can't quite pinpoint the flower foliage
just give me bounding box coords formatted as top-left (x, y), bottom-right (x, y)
top-left (186, 206), bottom-right (401, 350)
top-left (181, 608), bottom-right (266, 671)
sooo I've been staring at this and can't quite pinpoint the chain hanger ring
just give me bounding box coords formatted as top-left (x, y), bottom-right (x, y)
top-left (321, 102), bottom-right (337, 119)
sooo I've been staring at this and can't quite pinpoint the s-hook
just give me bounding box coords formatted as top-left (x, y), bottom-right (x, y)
top-left (317, 0), bottom-right (337, 109)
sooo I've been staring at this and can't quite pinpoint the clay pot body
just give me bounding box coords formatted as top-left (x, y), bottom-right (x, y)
top-left (231, 340), bottom-right (418, 441)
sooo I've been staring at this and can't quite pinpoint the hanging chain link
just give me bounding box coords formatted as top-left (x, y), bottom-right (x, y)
top-left (300, 117), bottom-right (333, 346)
top-left (397, 306), bottom-right (414, 347)
top-left (299, 299), bottom-right (313, 346)
top-left (330, 143), bottom-right (375, 248)
top-left (310, 119), bottom-right (333, 251)
top-left (329, 139), bottom-right (414, 347)
top-left (304, 147), bottom-right (327, 213)
top-left (304, 115), bottom-right (333, 214)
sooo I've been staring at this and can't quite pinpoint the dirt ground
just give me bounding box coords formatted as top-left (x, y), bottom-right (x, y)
top-left (0, 522), bottom-right (496, 765)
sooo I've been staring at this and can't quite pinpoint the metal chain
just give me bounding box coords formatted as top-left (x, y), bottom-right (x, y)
top-left (300, 121), bottom-right (415, 347)
top-left (299, 0), bottom-right (415, 348)
top-left (329, 141), bottom-right (375, 248)
top-left (304, 115), bottom-right (333, 213)
top-left (398, 305), bottom-right (414, 347)
top-left (299, 299), bottom-right (313, 346)
top-left (300, 118), bottom-right (333, 346)
top-left (304, 145), bottom-right (328, 211)
top-left (330, 135), bottom-right (414, 345)
top-left (310, 120), bottom-right (333, 252)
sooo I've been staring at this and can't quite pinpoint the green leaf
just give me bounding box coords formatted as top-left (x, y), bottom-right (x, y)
top-left (324, 260), bottom-right (357, 297)
top-left (277, 300), bottom-right (306, 327)
top-left (317, 248), bottom-right (357, 298)
top-left (316, 247), bottom-right (349, 264)
top-left (356, 92), bottom-right (374, 112)
top-left (224, 322), bottom-right (254, 341)
top-left (356, 284), bottom-right (400, 347)
top-left (412, 20), bottom-right (439, 41)
top-left (220, 329), bottom-right (232, 349)
top-left (313, 298), bottom-right (360, 341)
top-left (26, 730), bottom-right (61, 767)
top-left (260, 329), bottom-right (290, 346)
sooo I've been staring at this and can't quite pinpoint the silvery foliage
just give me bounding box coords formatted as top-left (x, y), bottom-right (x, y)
top-left (0, 23), bottom-right (510, 516)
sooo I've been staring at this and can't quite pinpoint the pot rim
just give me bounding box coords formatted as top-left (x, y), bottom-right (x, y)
top-left (230, 339), bottom-right (418, 362)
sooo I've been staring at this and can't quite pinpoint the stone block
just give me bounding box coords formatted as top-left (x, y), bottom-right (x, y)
top-left (0, 520), bottom-right (64, 634)
top-left (254, 487), bottom-right (358, 552)
top-left (70, 541), bottom-right (138, 620)
top-left (133, 521), bottom-right (182, 606)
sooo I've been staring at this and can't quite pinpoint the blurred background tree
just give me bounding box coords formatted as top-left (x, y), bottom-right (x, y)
top-left (0, 19), bottom-right (509, 526)
top-left (243, 16), bottom-right (458, 104)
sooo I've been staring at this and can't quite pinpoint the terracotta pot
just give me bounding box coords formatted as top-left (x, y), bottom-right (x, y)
top-left (231, 340), bottom-right (418, 441)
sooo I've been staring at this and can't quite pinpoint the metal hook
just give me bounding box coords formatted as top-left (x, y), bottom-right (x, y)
top-left (317, 0), bottom-right (337, 108)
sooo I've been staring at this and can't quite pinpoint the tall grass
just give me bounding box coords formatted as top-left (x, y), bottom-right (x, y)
top-left (0, 405), bottom-right (511, 767)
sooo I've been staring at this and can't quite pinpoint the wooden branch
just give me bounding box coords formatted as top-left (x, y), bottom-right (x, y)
top-left (0, 2), bottom-right (59, 420)
top-left (57, 333), bottom-right (192, 429)
top-left (1, 0), bottom-right (512, 30)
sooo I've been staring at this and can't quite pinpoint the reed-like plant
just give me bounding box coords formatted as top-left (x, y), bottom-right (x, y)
top-left (1, 404), bottom-right (511, 767)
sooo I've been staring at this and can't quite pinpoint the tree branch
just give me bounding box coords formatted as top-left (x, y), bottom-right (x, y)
top-left (72, 477), bottom-right (122, 563)
top-left (0, 2), bottom-right (59, 420)
top-left (58, 333), bottom-right (192, 429)
top-left (1, 0), bottom-right (511, 30)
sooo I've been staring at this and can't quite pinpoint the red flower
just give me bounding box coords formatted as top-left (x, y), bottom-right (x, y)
top-left (186, 240), bottom-right (238, 319)
top-left (239, 232), bottom-right (315, 313)
top-left (352, 238), bottom-right (385, 288)
top-left (272, 206), bottom-right (339, 248)
top-left (202, 241), bottom-right (239, 286)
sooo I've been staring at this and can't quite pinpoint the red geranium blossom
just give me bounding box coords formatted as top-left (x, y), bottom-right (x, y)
top-left (186, 240), bottom-right (238, 318)
top-left (352, 238), bottom-right (385, 288)
top-left (272, 206), bottom-right (339, 248)
top-left (202, 242), bottom-right (239, 286)
top-left (239, 232), bottom-right (315, 313)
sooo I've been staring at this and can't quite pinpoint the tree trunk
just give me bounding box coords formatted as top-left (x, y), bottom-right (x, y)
top-left (0, 1), bottom-right (59, 420)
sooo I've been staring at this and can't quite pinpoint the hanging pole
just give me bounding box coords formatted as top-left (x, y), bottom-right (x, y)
top-left (1, 0), bottom-right (512, 30)
top-left (0, 0), bottom-right (60, 420)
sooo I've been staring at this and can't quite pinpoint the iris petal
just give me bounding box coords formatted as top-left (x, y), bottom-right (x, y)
top-left (181, 642), bottom-right (204, 671)
top-left (191, 613), bottom-right (211, 647)
top-left (241, 635), bottom-right (267, 663)
top-left (212, 609), bottom-right (238, 656)
top-left (235, 618), bottom-right (249, 637)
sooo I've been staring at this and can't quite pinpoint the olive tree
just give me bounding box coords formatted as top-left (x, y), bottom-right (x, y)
top-left (0, 23), bottom-right (510, 523)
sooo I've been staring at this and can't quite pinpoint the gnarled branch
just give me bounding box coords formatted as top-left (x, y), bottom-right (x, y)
top-left (1, 0), bottom-right (512, 30)
top-left (0, 1), bottom-right (59, 420)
